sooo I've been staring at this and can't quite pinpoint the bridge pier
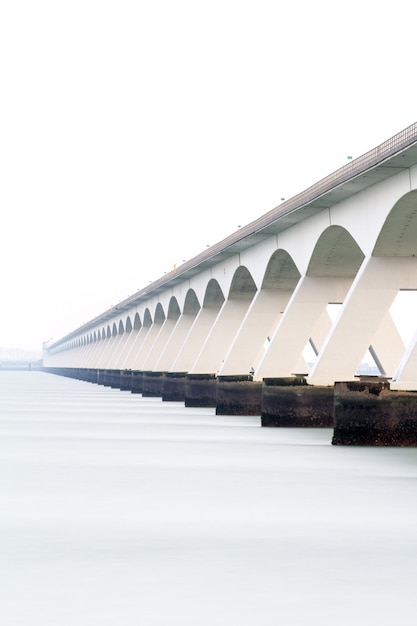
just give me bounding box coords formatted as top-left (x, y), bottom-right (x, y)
top-left (131, 371), bottom-right (143, 394)
top-left (216, 375), bottom-right (262, 415)
top-left (109, 369), bottom-right (122, 389)
top-left (162, 372), bottom-right (187, 402)
top-left (120, 370), bottom-right (132, 391)
top-left (261, 377), bottom-right (334, 427)
top-left (142, 371), bottom-right (165, 397)
top-left (333, 381), bottom-right (417, 445)
top-left (185, 373), bottom-right (217, 408)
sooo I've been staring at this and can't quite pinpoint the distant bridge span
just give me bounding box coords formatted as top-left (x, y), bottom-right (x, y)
top-left (44, 123), bottom-right (417, 391)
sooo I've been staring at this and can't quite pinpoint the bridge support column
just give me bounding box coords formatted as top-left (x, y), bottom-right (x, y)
top-left (142, 371), bottom-right (165, 397)
top-left (261, 377), bottom-right (334, 427)
top-left (216, 375), bottom-right (262, 415)
top-left (185, 374), bottom-right (217, 408)
top-left (110, 370), bottom-right (122, 389)
top-left (309, 257), bottom-right (417, 386)
top-left (131, 371), bottom-right (143, 394)
top-left (162, 372), bottom-right (187, 402)
top-left (333, 381), bottom-right (417, 445)
top-left (120, 370), bottom-right (132, 391)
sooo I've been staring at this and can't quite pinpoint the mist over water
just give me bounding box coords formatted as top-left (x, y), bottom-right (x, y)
top-left (1, 371), bottom-right (417, 625)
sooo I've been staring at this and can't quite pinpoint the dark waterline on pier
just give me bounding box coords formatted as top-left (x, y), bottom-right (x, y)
top-left (1, 371), bottom-right (417, 625)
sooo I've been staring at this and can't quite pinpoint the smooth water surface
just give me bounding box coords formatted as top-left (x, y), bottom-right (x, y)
top-left (1, 371), bottom-right (417, 625)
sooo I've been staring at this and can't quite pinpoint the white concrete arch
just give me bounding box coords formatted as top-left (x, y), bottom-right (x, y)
top-left (141, 298), bottom-right (182, 371)
top-left (203, 278), bottom-right (225, 309)
top-left (143, 308), bottom-right (152, 327)
top-left (170, 279), bottom-right (225, 373)
top-left (373, 189), bottom-right (417, 257)
top-left (255, 227), bottom-right (366, 380)
top-left (228, 266), bottom-right (257, 300)
top-left (133, 312), bottom-right (142, 330)
top-left (324, 169), bottom-right (416, 257)
top-left (167, 296), bottom-right (181, 320)
top-left (155, 289), bottom-right (201, 372)
top-left (220, 250), bottom-right (302, 375)
top-left (183, 288), bottom-right (201, 315)
top-left (190, 266), bottom-right (258, 374)
top-left (308, 192), bottom-right (417, 386)
top-left (125, 316), bottom-right (133, 333)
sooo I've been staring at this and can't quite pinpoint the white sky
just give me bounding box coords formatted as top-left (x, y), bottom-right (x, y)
top-left (1, 0), bottom-right (416, 350)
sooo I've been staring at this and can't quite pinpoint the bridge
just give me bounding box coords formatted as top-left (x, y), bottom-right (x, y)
top-left (43, 123), bottom-right (417, 443)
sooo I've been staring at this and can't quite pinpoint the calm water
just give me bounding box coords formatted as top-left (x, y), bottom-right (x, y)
top-left (1, 371), bottom-right (417, 625)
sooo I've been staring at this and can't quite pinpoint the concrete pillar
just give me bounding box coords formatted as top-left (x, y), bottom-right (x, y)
top-left (333, 381), bottom-right (417, 445)
top-left (130, 371), bottom-right (143, 394)
top-left (191, 299), bottom-right (252, 375)
top-left (216, 375), bottom-right (262, 415)
top-left (141, 319), bottom-right (177, 371)
top-left (155, 315), bottom-right (196, 372)
top-left (392, 326), bottom-right (417, 391)
top-left (171, 307), bottom-right (220, 373)
top-left (309, 256), bottom-right (417, 386)
top-left (162, 372), bottom-right (187, 402)
top-left (256, 276), bottom-right (352, 380)
top-left (122, 327), bottom-right (150, 369)
top-left (130, 325), bottom-right (162, 370)
top-left (219, 289), bottom-right (292, 376)
top-left (185, 374), bottom-right (217, 408)
top-left (142, 371), bottom-right (165, 397)
top-left (261, 377), bottom-right (334, 427)
top-left (110, 369), bottom-right (122, 388)
top-left (119, 370), bottom-right (132, 391)
top-left (367, 311), bottom-right (405, 377)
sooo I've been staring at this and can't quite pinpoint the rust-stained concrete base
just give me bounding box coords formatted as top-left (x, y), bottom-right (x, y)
top-left (216, 375), bottom-right (262, 415)
top-left (333, 381), bottom-right (417, 445)
top-left (185, 374), bottom-right (217, 408)
top-left (261, 377), bottom-right (334, 427)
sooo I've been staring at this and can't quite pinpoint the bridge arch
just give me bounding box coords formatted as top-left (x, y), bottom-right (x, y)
top-left (373, 190), bottom-right (417, 257)
top-left (228, 266), bottom-right (257, 300)
top-left (154, 302), bottom-right (166, 324)
top-left (203, 279), bottom-right (225, 309)
top-left (307, 226), bottom-right (365, 277)
top-left (125, 316), bottom-right (133, 333)
top-left (183, 289), bottom-right (201, 315)
top-left (262, 249), bottom-right (301, 289)
top-left (167, 296), bottom-right (181, 320)
top-left (143, 308), bottom-right (152, 327)
top-left (133, 312), bottom-right (142, 330)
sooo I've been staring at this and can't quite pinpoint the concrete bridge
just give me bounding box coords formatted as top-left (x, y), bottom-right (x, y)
top-left (43, 123), bottom-right (417, 442)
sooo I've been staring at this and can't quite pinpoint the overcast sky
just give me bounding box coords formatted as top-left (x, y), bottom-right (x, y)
top-left (1, 0), bottom-right (416, 351)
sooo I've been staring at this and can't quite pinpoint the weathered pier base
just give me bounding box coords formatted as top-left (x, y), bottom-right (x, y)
top-left (130, 371), bottom-right (143, 394)
top-left (261, 377), bottom-right (334, 427)
top-left (185, 374), bottom-right (217, 408)
top-left (216, 375), bottom-right (262, 415)
top-left (333, 381), bottom-right (417, 446)
top-left (162, 372), bottom-right (187, 402)
top-left (120, 370), bottom-right (132, 391)
top-left (142, 371), bottom-right (165, 397)
top-left (110, 369), bottom-right (122, 388)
